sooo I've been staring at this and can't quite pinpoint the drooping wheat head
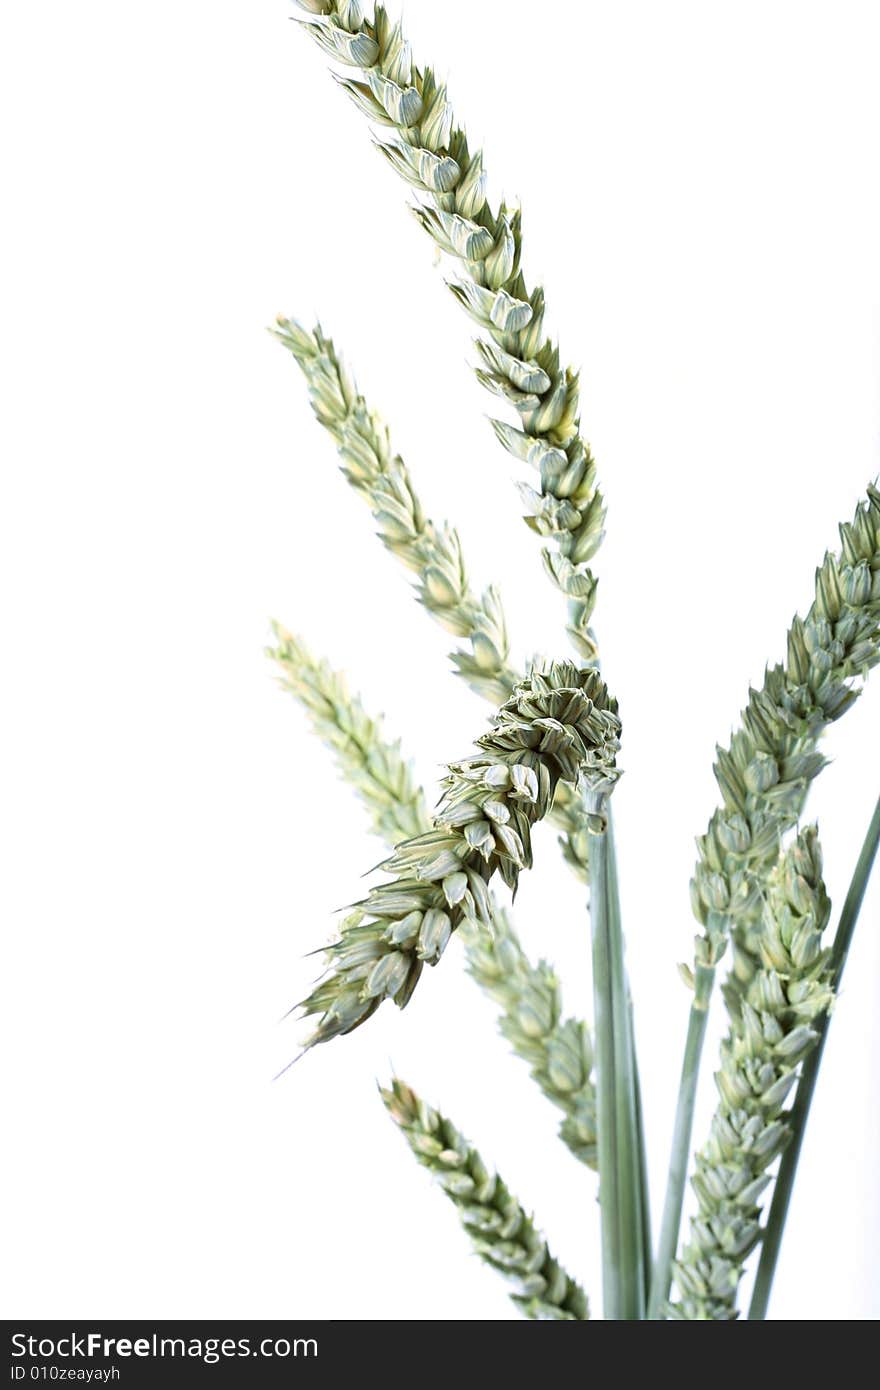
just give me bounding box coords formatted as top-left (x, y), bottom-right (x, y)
top-left (298, 660), bottom-right (620, 1045)
top-left (268, 629), bottom-right (597, 1162)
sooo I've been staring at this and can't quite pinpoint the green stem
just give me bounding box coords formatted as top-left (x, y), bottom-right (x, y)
top-left (587, 794), bottom-right (645, 1319)
top-left (588, 809), bottom-right (621, 1317)
top-left (630, 1001), bottom-right (653, 1305)
top-left (647, 964), bottom-right (715, 1319)
top-left (606, 815), bottom-right (647, 1318)
top-left (748, 792), bottom-right (880, 1320)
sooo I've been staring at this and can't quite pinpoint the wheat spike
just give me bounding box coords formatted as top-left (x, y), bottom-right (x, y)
top-left (268, 626), bottom-right (597, 1162)
top-left (272, 317), bottom-right (514, 705)
top-left (382, 1078), bottom-right (589, 1319)
top-left (671, 829), bottom-right (834, 1319)
top-left (688, 486), bottom-right (880, 985)
top-left (298, 660), bottom-right (620, 1045)
top-left (268, 622), bottom-right (428, 843)
top-left (459, 913), bottom-right (597, 1168)
top-left (294, 1), bottom-right (605, 661)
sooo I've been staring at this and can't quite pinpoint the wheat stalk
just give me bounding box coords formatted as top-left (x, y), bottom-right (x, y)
top-left (273, 315), bottom-right (592, 877)
top-left (381, 1078), bottom-right (589, 1319)
top-left (269, 625), bottom-right (597, 1163)
top-left (298, 659), bottom-right (620, 1046)
top-left (670, 828), bottom-right (834, 1320)
top-left (294, 1), bottom-right (605, 662)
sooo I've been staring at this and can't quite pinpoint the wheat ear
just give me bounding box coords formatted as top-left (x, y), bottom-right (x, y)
top-left (748, 793), bottom-right (880, 1316)
top-left (298, 660), bottom-right (620, 1046)
top-left (670, 828), bottom-right (834, 1320)
top-left (268, 626), bottom-right (597, 1163)
top-left (459, 912), bottom-right (597, 1168)
top-left (268, 622), bottom-right (428, 843)
top-left (294, 1), bottom-right (605, 661)
top-left (273, 316), bottom-right (592, 877)
top-left (381, 1078), bottom-right (589, 1320)
top-left (651, 484), bottom-right (880, 1316)
top-left (272, 317), bottom-right (513, 705)
top-left (690, 485), bottom-right (880, 981)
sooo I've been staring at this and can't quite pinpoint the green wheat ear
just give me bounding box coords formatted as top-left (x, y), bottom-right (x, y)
top-left (459, 911), bottom-right (597, 1169)
top-left (653, 483), bottom-right (880, 1318)
top-left (381, 1078), bottom-right (589, 1320)
top-left (298, 661), bottom-right (620, 1046)
top-left (689, 485), bottom-right (880, 982)
top-left (672, 828), bottom-right (834, 1320)
top-left (294, 0), bottom-right (606, 661)
top-left (272, 316), bottom-right (513, 705)
top-left (268, 623), bottom-right (428, 844)
top-left (268, 628), bottom-right (597, 1165)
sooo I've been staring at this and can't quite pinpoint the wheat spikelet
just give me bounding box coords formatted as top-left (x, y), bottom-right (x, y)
top-left (382, 1078), bottom-right (589, 1319)
top-left (298, 660), bottom-right (620, 1045)
top-left (688, 486), bottom-right (880, 985)
top-left (293, 1), bottom-right (605, 661)
top-left (671, 828), bottom-right (834, 1319)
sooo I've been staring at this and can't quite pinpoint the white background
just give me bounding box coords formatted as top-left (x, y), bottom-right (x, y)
top-left (2, 0), bottom-right (879, 1321)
